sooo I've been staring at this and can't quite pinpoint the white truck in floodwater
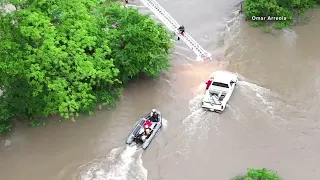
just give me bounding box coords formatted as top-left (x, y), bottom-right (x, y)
top-left (202, 71), bottom-right (238, 113)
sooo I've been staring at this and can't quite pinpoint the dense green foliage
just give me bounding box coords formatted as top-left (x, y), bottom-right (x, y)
top-left (244, 0), bottom-right (320, 28)
top-left (0, 0), bottom-right (173, 134)
top-left (232, 168), bottom-right (282, 180)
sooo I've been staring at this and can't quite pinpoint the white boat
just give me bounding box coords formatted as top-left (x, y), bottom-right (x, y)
top-left (126, 109), bottom-right (162, 150)
top-left (202, 72), bottom-right (238, 113)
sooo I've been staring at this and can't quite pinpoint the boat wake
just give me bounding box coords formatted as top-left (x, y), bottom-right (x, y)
top-left (176, 82), bottom-right (219, 153)
top-left (182, 105), bottom-right (206, 135)
top-left (230, 80), bottom-right (304, 129)
top-left (182, 85), bottom-right (211, 129)
top-left (78, 116), bottom-right (168, 180)
top-left (79, 146), bottom-right (147, 180)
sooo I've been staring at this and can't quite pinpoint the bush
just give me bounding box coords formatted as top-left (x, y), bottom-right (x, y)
top-left (232, 168), bottom-right (282, 180)
top-left (243, 0), bottom-right (319, 29)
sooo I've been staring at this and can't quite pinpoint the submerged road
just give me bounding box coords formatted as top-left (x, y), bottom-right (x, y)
top-left (1, 0), bottom-right (320, 180)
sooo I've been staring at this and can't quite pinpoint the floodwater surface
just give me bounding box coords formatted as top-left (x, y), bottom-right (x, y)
top-left (1, 0), bottom-right (320, 180)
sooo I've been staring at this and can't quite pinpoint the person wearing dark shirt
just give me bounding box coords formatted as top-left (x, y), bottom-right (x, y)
top-left (150, 109), bottom-right (159, 122)
top-left (177, 25), bottom-right (185, 40)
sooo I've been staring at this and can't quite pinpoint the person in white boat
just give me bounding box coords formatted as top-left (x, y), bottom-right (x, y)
top-left (150, 109), bottom-right (159, 122)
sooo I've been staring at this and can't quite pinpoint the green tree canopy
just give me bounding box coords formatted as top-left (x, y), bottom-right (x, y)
top-left (232, 168), bottom-right (282, 180)
top-left (0, 0), bottom-right (173, 134)
top-left (104, 3), bottom-right (172, 82)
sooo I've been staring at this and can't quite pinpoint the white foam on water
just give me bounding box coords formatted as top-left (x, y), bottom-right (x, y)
top-left (282, 28), bottom-right (298, 45)
top-left (107, 147), bottom-right (123, 161)
top-left (177, 87), bottom-right (219, 154)
top-left (105, 146), bottom-right (145, 180)
top-left (182, 108), bottom-right (206, 135)
top-left (179, 107), bottom-right (207, 154)
top-left (218, 9), bottom-right (245, 64)
top-left (162, 118), bottom-right (169, 130)
top-left (224, 10), bottom-right (242, 39)
top-left (238, 80), bottom-right (278, 118)
top-left (79, 161), bottom-right (106, 180)
top-left (127, 151), bottom-right (148, 180)
top-left (238, 81), bottom-right (273, 107)
top-left (219, 19), bottom-right (242, 47)
top-left (80, 146), bottom-right (147, 180)
top-left (183, 83), bottom-right (223, 136)
top-left (182, 90), bottom-right (216, 136)
top-left (237, 80), bottom-right (292, 127)
top-left (226, 103), bottom-right (246, 121)
top-left (188, 94), bottom-right (204, 112)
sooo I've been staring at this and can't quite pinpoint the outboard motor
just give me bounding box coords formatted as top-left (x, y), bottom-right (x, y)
top-left (133, 134), bottom-right (143, 144)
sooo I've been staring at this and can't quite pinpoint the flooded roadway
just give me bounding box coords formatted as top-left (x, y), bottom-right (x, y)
top-left (1, 0), bottom-right (320, 180)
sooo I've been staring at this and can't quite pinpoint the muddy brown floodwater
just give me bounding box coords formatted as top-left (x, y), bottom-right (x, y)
top-left (1, 0), bottom-right (320, 180)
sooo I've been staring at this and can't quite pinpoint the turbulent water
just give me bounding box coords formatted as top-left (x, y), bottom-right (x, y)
top-left (79, 146), bottom-right (147, 180)
top-left (1, 0), bottom-right (320, 180)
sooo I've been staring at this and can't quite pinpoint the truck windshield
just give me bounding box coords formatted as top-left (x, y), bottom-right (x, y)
top-left (212, 82), bottom-right (229, 88)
